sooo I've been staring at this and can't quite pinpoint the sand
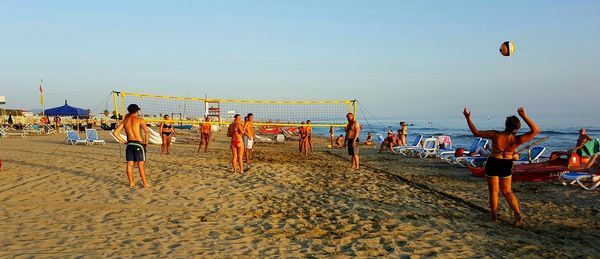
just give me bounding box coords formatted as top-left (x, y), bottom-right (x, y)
top-left (0, 130), bottom-right (599, 257)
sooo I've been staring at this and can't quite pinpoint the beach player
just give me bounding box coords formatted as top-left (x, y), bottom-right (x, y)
top-left (113, 104), bottom-right (151, 188)
top-left (346, 113), bottom-right (360, 169)
top-left (159, 115), bottom-right (176, 155)
top-left (463, 107), bottom-right (540, 226)
top-left (299, 121), bottom-right (309, 157)
top-left (306, 120), bottom-right (314, 153)
top-left (243, 113), bottom-right (256, 165)
top-left (228, 114), bottom-right (245, 174)
top-left (574, 128), bottom-right (593, 155)
top-left (329, 126), bottom-right (335, 147)
top-left (199, 117), bottom-right (212, 152)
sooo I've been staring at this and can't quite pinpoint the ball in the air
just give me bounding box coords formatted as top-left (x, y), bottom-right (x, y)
top-left (499, 41), bottom-right (515, 56)
top-left (328, 145), bottom-right (332, 148)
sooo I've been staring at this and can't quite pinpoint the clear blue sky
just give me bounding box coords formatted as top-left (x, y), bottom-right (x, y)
top-left (1, 0), bottom-right (599, 119)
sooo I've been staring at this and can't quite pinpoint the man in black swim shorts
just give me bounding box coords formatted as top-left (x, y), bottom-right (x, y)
top-left (113, 104), bottom-right (151, 188)
top-left (345, 113), bottom-right (361, 169)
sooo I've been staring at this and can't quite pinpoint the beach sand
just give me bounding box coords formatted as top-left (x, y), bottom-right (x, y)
top-left (0, 130), bottom-right (598, 257)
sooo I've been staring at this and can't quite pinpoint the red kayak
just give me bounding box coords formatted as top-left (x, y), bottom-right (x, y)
top-left (467, 151), bottom-right (572, 182)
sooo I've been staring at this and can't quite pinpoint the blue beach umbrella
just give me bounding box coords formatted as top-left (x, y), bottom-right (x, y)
top-left (44, 100), bottom-right (89, 117)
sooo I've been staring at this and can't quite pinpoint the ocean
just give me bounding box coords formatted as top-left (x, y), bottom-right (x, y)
top-left (312, 116), bottom-right (600, 156)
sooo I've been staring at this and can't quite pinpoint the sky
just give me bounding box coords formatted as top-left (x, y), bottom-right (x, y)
top-left (1, 0), bottom-right (599, 120)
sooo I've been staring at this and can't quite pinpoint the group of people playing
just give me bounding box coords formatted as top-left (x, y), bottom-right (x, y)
top-left (112, 103), bottom-right (596, 228)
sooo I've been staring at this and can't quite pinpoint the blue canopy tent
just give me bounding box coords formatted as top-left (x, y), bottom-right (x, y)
top-left (44, 100), bottom-right (89, 117)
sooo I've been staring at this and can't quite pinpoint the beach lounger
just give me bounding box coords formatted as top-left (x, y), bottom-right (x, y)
top-left (442, 138), bottom-right (482, 162)
top-left (560, 172), bottom-right (600, 190)
top-left (513, 146), bottom-right (546, 164)
top-left (23, 124), bottom-right (43, 134)
top-left (66, 131), bottom-right (87, 145)
top-left (391, 135), bottom-right (423, 155)
top-left (453, 139), bottom-right (489, 167)
top-left (85, 129), bottom-right (106, 145)
top-left (413, 137), bottom-right (438, 158)
top-left (0, 128), bottom-right (27, 138)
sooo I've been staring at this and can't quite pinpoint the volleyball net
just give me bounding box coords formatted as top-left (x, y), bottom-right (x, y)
top-left (112, 91), bottom-right (356, 127)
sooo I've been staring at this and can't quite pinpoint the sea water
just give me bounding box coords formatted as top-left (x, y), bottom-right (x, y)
top-left (312, 116), bottom-right (600, 155)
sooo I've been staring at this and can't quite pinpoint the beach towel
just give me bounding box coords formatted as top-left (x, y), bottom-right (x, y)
top-left (581, 139), bottom-right (600, 157)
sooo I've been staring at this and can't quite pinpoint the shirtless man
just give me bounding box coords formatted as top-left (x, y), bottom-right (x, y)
top-left (299, 121), bottom-right (309, 157)
top-left (113, 104), bottom-right (151, 188)
top-left (345, 113), bottom-right (360, 169)
top-left (329, 126), bottom-right (335, 147)
top-left (198, 116), bottom-right (212, 153)
top-left (243, 113), bottom-right (256, 165)
top-left (227, 114), bottom-right (245, 174)
top-left (306, 120), bottom-right (314, 153)
top-left (574, 128), bottom-right (593, 155)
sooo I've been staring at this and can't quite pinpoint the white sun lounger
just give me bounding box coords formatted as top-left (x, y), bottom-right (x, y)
top-left (0, 128), bottom-right (27, 138)
top-left (66, 131), bottom-right (87, 145)
top-left (85, 129), bottom-right (106, 145)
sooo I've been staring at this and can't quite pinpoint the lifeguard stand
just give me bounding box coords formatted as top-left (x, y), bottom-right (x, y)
top-left (205, 100), bottom-right (221, 122)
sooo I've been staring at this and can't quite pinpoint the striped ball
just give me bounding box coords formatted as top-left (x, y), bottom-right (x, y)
top-left (499, 41), bottom-right (515, 56)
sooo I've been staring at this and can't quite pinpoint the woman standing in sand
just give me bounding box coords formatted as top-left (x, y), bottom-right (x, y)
top-left (463, 107), bottom-right (539, 226)
top-left (228, 114), bottom-right (245, 174)
top-left (199, 116), bottom-right (212, 153)
top-left (160, 115), bottom-right (176, 155)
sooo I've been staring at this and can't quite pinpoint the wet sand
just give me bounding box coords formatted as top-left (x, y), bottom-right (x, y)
top-left (0, 130), bottom-right (598, 257)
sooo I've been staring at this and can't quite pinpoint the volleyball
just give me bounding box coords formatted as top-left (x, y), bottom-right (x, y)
top-left (499, 41), bottom-right (515, 56)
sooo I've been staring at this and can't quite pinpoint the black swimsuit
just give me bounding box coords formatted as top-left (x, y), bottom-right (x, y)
top-left (162, 124), bottom-right (172, 136)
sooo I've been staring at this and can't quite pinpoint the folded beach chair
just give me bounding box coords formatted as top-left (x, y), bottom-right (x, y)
top-left (413, 137), bottom-right (438, 159)
top-left (392, 135), bottom-right (423, 155)
top-left (66, 131), bottom-right (87, 145)
top-left (0, 128), bottom-right (27, 138)
top-left (513, 146), bottom-right (546, 164)
top-left (85, 129), bottom-right (106, 145)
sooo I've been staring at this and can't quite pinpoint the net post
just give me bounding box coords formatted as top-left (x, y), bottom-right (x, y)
top-left (120, 93), bottom-right (126, 116)
top-left (112, 91), bottom-right (120, 119)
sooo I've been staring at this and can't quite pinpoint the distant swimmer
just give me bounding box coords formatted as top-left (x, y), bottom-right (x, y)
top-left (227, 114), bottom-right (245, 174)
top-left (345, 113), bottom-right (360, 169)
top-left (159, 115), bottom-right (176, 155)
top-left (464, 106), bottom-right (540, 226)
top-left (113, 104), bottom-right (151, 188)
top-left (335, 134), bottom-right (345, 148)
top-left (329, 126), bottom-right (335, 147)
top-left (365, 132), bottom-right (373, 146)
top-left (379, 131), bottom-right (397, 154)
top-left (574, 128), bottom-right (593, 155)
top-left (299, 121), bottom-right (309, 157)
top-left (198, 117), bottom-right (212, 153)
top-left (306, 120), bottom-right (314, 153)
top-left (243, 113), bottom-right (256, 165)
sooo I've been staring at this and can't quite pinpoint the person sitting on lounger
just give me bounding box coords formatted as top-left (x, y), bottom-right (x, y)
top-left (335, 134), bottom-right (345, 148)
top-left (471, 143), bottom-right (492, 157)
top-left (574, 128), bottom-right (593, 155)
top-left (463, 106), bottom-right (540, 226)
top-left (365, 132), bottom-right (373, 146)
top-left (379, 131), bottom-right (397, 154)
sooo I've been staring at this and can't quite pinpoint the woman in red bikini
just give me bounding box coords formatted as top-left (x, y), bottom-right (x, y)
top-left (228, 114), bottom-right (246, 174)
top-left (464, 107), bottom-right (540, 226)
